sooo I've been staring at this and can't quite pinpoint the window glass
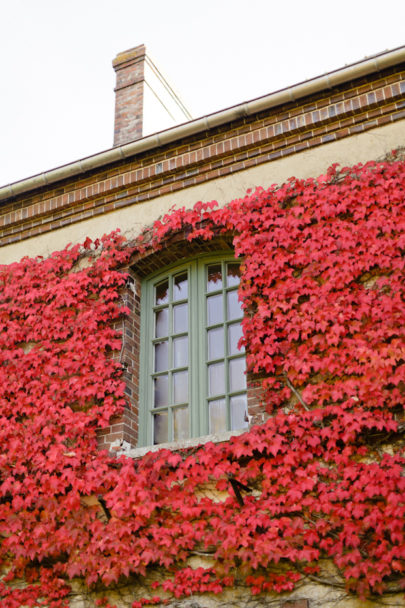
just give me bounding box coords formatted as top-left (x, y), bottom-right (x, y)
top-left (208, 362), bottom-right (226, 397)
top-left (173, 370), bottom-right (188, 404)
top-left (155, 309), bottom-right (168, 338)
top-left (153, 412), bottom-right (168, 444)
top-left (227, 290), bottom-right (242, 320)
top-left (173, 406), bottom-right (189, 440)
top-left (230, 395), bottom-right (248, 431)
top-left (208, 327), bottom-right (224, 360)
top-left (155, 280), bottom-right (169, 305)
top-left (154, 375), bottom-right (168, 407)
top-left (207, 264), bottom-right (222, 292)
top-left (173, 336), bottom-right (188, 367)
top-left (207, 294), bottom-right (223, 325)
top-left (209, 399), bottom-right (226, 434)
top-left (229, 358), bottom-right (247, 392)
top-left (174, 273), bottom-right (188, 301)
top-left (154, 341), bottom-right (168, 372)
top-left (228, 323), bottom-right (244, 355)
top-left (173, 303), bottom-right (188, 333)
top-left (226, 263), bottom-right (241, 287)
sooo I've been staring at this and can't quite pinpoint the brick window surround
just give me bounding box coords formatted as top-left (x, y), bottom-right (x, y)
top-left (98, 234), bottom-right (264, 452)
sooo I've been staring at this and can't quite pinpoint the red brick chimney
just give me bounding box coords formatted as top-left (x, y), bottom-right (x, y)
top-left (112, 45), bottom-right (146, 147)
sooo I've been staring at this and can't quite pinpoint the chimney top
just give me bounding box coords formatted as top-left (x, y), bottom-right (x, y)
top-left (112, 44), bottom-right (146, 70)
top-left (112, 44), bottom-right (192, 147)
top-left (112, 44), bottom-right (146, 147)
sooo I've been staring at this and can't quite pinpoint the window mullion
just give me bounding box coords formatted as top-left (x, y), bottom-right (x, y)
top-left (223, 260), bottom-right (231, 431)
top-left (190, 260), bottom-right (201, 438)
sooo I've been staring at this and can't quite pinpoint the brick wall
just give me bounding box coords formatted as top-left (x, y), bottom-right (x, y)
top-left (1, 65), bottom-right (404, 248)
top-left (98, 268), bottom-right (141, 451)
top-left (113, 45), bottom-right (146, 146)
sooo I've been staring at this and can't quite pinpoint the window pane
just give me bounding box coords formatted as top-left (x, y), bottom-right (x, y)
top-left (154, 341), bottom-right (168, 372)
top-left (207, 264), bottom-right (222, 292)
top-left (208, 362), bottom-right (225, 396)
top-left (153, 412), bottom-right (168, 444)
top-left (173, 406), bottom-right (189, 441)
top-left (173, 303), bottom-right (188, 333)
top-left (174, 272), bottom-right (188, 301)
top-left (155, 308), bottom-right (168, 338)
top-left (155, 280), bottom-right (169, 305)
top-left (208, 327), bottom-right (224, 360)
top-left (209, 399), bottom-right (227, 434)
top-left (230, 395), bottom-right (248, 430)
top-left (227, 263), bottom-right (241, 287)
top-left (154, 375), bottom-right (168, 407)
top-left (207, 294), bottom-right (223, 325)
top-left (228, 322), bottom-right (244, 355)
top-left (227, 290), bottom-right (242, 321)
top-left (173, 336), bottom-right (188, 368)
top-left (229, 357), bottom-right (246, 392)
top-left (173, 370), bottom-right (188, 403)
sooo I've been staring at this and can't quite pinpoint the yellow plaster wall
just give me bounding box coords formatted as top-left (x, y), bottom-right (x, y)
top-left (1, 120), bottom-right (404, 265)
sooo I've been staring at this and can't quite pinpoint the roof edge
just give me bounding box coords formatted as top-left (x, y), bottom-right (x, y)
top-left (1, 45), bottom-right (405, 202)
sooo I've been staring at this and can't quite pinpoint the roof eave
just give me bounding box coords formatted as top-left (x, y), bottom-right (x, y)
top-left (1, 45), bottom-right (405, 202)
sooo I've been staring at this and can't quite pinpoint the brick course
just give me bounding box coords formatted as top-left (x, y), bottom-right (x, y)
top-left (1, 66), bottom-right (404, 248)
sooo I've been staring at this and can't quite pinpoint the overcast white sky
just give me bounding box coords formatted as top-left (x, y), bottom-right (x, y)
top-left (1, 0), bottom-right (404, 186)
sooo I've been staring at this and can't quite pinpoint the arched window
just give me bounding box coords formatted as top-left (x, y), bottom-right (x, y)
top-left (139, 254), bottom-right (248, 446)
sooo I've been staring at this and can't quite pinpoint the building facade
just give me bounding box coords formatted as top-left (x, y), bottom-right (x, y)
top-left (1, 45), bottom-right (405, 607)
top-left (2, 44), bottom-right (405, 452)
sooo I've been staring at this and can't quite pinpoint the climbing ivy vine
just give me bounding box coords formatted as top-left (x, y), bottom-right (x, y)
top-left (0, 157), bottom-right (404, 607)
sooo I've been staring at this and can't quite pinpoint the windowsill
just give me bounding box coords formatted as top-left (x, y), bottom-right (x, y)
top-left (118, 429), bottom-right (247, 459)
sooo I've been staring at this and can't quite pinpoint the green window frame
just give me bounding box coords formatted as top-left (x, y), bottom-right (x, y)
top-left (139, 253), bottom-right (248, 446)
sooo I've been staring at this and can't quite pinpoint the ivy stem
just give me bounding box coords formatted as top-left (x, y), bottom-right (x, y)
top-left (284, 375), bottom-right (310, 411)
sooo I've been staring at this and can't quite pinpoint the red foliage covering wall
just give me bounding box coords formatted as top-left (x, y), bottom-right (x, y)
top-left (0, 158), bottom-right (404, 607)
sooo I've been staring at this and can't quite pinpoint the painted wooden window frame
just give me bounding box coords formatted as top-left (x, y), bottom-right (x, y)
top-left (139, 252), bottom-right (247, 446)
